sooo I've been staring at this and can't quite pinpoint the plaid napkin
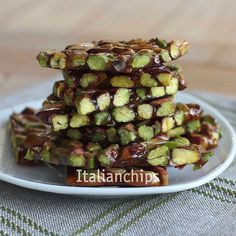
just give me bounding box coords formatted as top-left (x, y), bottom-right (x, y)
top-left (0, 80), bottom-right (235, 236)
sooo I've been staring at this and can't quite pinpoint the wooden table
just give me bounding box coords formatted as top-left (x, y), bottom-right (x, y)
top-left (0, 0), bottom-right (236, 98)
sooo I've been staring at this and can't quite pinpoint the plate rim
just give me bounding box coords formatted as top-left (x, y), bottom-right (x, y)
top-left (0, 92), bottom-right (236, 196)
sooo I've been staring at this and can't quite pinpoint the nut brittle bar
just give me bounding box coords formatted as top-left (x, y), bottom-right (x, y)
top-left (61, 65), bottom-right (186, 90)
top-left (38, 97), bottom-right (178, 130)
top-left (10, 109), bottom-right (216, 170)
top-left (37, 39), bottom-right (189, 72)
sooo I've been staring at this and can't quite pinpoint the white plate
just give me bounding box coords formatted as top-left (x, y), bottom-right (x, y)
top-left (0, 92), bottom-right (235, 197)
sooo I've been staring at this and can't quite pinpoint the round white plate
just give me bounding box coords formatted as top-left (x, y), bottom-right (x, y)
top-left (0, 92), bottom-right (235, 197)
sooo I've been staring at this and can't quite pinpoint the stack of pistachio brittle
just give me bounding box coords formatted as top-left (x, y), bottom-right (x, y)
top-left (9, 38), bottom-right (221, 187)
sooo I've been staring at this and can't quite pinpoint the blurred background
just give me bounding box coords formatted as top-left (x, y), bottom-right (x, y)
top-left (0, 0), bottom-right (235, 97)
